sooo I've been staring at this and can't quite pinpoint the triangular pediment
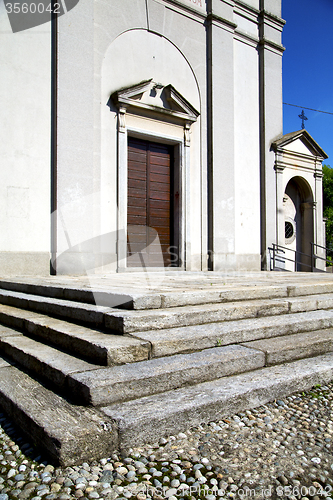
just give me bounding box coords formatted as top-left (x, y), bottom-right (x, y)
top-left (111, 79), bottom-right (199, 122)
top-left (272, 130), bottom-right (328, 159)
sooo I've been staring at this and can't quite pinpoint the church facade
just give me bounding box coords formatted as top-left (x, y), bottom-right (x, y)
top-left (0, 0), bottom-right (327, 275)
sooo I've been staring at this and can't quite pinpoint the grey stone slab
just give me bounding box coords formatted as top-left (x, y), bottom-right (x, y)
top-left (0, 290), bottom-right (112, 326)
top-left (316, 293), bottom-right (333, 310)
top-left (287, 293), bottom-right (333, 313)
top-left (129, 309), bottom-right (333, 357)
top-left (0, 305), bottom-right (150, 365)
top-left (63, 288), bottom-right (133, 308)
top-left (64, 291), bottom-right (161, 310)
top-left (160, 290), bottom-right (225, 308)
top-left (287, 295), bottom-right (319, 313)
top-left (27, 296), bottom-right (111, 325)
top-left (68, 345), bottom-right (265, 405)
top-left (63, 289), bottom-right (156, 310)
top-left (2, 272), bottom-right (333, 297)
top-left (0, 335), bottom-right (97, 389)
top-left (105, 298), bottom-right (290, 333)
top-left (0, 279), bottom-right (159, 310)
top-left (24, 316), bottom-right (151, 365)
top-left (0, 304), bottom-right (41, 330)
top-left (102, 353), bottom-right (333, 452)
top-left (160, 285), bottom-right (288, 308)
top-left (0, 358), bottom-right (11, 369)
top-left (0, 289), bottom-right (29, 309)
top-left (0, 324), bottom-right (23, 337)
top-left (0, 364), bottom-right (117, 465)
top-left (130, 293), bottom-right (162, 310)
top-left (0, 280), bottom-right (65, 299)
top-left (287, 283), bottom-right (333, 297)
top-left (1, 274), bottom-right (333, 312)
top-left (242, 328), bottom-right (333, 365)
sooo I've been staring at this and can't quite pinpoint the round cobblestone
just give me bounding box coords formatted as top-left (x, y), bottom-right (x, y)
top-left (1, 383), bottom-right (333, 498)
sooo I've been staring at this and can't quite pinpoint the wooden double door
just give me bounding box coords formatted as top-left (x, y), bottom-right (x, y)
top-left (127, 137), bottom-right (177, 267)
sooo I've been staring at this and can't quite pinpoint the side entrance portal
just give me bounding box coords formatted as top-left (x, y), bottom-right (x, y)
top-left (127, 137), bottom-right (177, 267)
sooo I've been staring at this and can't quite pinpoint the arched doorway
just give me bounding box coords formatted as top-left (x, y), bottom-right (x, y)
top-left (283, 177), bottom-right (314, 271)
top-left (101, 30), bottom-right (201, 272)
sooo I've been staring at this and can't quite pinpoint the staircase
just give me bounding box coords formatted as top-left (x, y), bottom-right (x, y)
top-left (1, 273), bottom-right (333, 465)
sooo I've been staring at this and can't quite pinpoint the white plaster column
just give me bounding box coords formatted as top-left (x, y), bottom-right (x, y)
top-left (184, 122), bottom-right (191, 270)
top-left (207, 0), bottom-right (236, 271)
top-left (314, 166), bottom-right (326, 270)
top-left (274, 154), bottom-right (285, 248)
top-left (258, 4), bottom-right (285, 269)
top-left (272, 153), bottom-right (288, 269)
top-left (117, 106), bottom-right (128, 271)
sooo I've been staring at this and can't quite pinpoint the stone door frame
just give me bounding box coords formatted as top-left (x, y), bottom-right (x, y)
top-left (111, 80), bottom-right (199, 272)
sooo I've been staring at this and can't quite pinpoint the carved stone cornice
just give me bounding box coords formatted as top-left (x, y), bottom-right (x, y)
top-left (111, 80), bottom-right (199, 124)
top-left (258, 37), bottom-right (285, 54)
top-left (274, 163), bottom-right (285, 173)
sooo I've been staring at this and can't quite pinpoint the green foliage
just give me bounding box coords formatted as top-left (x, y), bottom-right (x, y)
top-left (322, 165), bottom-right (333, 255)
top-left (323, 165), bottom-right (333, 206)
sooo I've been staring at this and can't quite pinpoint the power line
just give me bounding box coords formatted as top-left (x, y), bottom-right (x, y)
top-left (283, 102), bottom-right (333, 116)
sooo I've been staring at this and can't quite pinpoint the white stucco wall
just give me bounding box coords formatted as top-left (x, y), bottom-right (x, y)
top-left (56, 0), bottom-right (207, 274)
top-left (1, 0), bottom-right (285, 275)
top-left (211, 0), bottom-right (264, 272)
top-left (233, 38), bottom-right (260, 267)
top-left (0, 0), bottom-right (51, 274)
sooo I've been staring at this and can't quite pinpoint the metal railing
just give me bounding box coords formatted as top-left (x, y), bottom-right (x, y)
top-left (269, 244), bottom-right (312, 272)
top-left (269, 242), bottom-right (333, 273)
top-left (311, 242), bottom-right (333, 272)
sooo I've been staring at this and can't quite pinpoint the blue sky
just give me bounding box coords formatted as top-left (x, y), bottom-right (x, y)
top-left (282, 0), bottom-right (333, 164)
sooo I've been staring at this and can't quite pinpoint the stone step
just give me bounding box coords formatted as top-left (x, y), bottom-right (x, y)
top-left (1, 351), bottom-right (333, 465)
top-left (131, 308), bottom-right (333, 357)
top-left (2, 310), bottom-right (333, 408)
top-left (160, 281), bottom-right (333, 308)
top-left (1, 287), bottom-right (333, 334)
top-left (67, 345), bottom-right (265, 406)
top-left (1, 303), bottom-right (333, 363)
top-left (105, 294), bottom-right (333, 333)
top-left (0, 305), bottom-right (150, 365)
top-left (0, 330), bottom-right (100, 390)
top-left (101, 353), bottom-right (333, 453)
top-left (242, 328), bottom-right (333, 366)
top-left (0, 280), bottom-right (294, 311)
top-left (0, 358), bottom-right (116, 465)
top-left (0, 278), bottom-right (141, 309)
top-left (0, 289), bottom-right (111, 327)
top-left (2, 277), bottom-right (333, 310)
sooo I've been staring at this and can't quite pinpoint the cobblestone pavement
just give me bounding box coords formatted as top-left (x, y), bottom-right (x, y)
top-left (1, 382), bottom-right (333, 500)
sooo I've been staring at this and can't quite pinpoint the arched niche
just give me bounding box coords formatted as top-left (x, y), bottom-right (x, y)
top-left (100, 29), bottom-right (201, 271)
top-left (284, 176), bottom-right (314, 271)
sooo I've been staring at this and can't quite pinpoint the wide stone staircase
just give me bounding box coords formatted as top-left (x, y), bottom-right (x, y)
top-left (1, 274), bottom-right (333, 465)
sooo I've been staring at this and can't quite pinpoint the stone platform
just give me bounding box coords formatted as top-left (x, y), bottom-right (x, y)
top-left (1, 271), bottom-right (333, 465)
top-left (2, 270), bottom-right (333, 309)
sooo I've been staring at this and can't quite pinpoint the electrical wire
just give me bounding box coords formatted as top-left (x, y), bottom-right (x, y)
top-left (283, 102), bottom-right (333, 116)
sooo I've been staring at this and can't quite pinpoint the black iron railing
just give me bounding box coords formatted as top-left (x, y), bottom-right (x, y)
top-left (269, 242), bottom-right (333, 273)
top-left (311, 242), bottom-right (333, 272)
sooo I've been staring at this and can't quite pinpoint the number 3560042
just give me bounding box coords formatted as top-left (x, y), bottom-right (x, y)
top-left (5, 2), bottom-right (61, 13)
